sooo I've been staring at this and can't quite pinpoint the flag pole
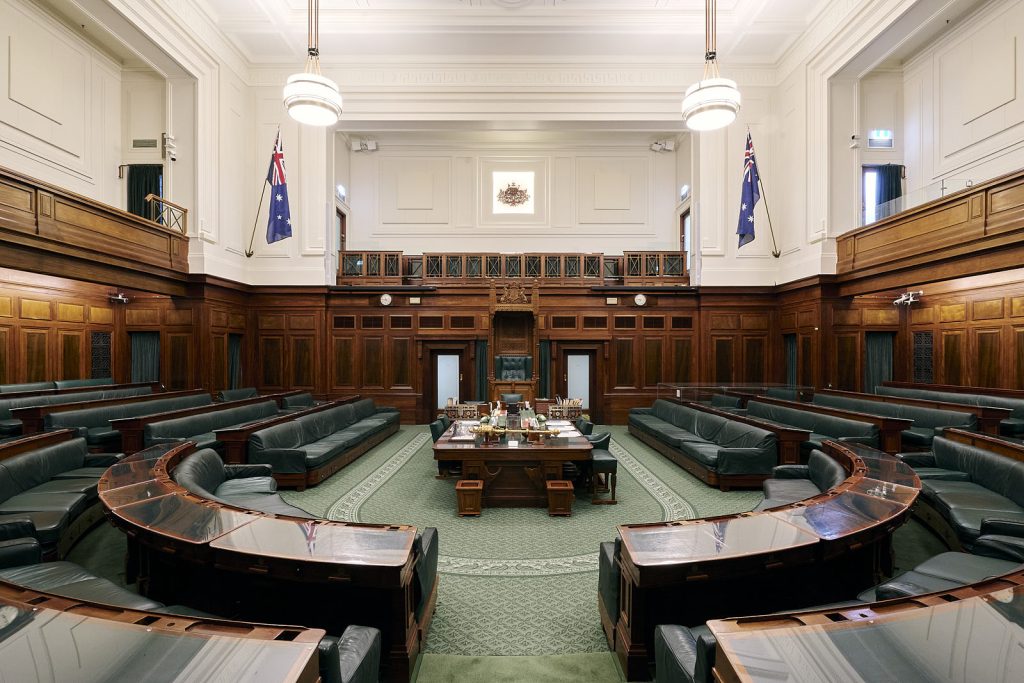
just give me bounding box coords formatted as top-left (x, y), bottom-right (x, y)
top-left (749, 126), bottom-right (781, 258)
top-left (244, 180), bottom-right (268, 258)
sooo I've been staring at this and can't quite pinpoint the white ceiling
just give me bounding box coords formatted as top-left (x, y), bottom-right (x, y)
top-left (198, 0), bottom-right (830, 65)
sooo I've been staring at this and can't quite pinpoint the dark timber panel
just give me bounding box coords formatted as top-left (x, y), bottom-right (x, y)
top-left (333, 337), bottom-right (354, 387)
top-left (836, 334), bottom-right (857, 391)
top-left (24, 329), bottom-right (47, 382)
top-left (643, 337), bottom-right (662, 388)
top-left (391, 337), bottom-right (412, 388)
top-left (261, 337), bottom-right (284, 387)
top-left (942, 331), bottom-right (964, 385)
top-left (60, 332), bottom-right (81, 380)
top-left (167, 333), bottom-right (190, 390)
top-left (673, 338), bottom-right (693, 384)
top-left (974, 329), bottom-right (1001, 388)
top-left (363, 337), bottom-right (384, 388)
top-left (743, 337), bottom-right (765, 384)
top-left (613, 338), bottom-right (634, 388)
top-left (714, 338), bottom-right (733, 383)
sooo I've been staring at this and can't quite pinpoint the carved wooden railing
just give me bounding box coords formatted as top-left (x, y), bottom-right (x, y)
top-left (836, 167), bottom-right (1024, 280)
top-left (144, 194), bottom-right (187, 234)
top-left (336, 250), bottom-right (688, 287)
top-left (0, 166), bottom-right (189, 279)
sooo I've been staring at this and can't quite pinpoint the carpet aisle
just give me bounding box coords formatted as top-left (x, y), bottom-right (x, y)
top-left (280, 425), bottom-right (763, 657)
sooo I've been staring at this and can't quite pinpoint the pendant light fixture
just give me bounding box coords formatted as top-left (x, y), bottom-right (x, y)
top-left (682, 0), bottom-right (741, 131)
top-left (283, 0), bottom-right (343, 127)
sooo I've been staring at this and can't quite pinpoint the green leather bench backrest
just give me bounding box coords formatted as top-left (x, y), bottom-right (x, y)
top-left (0, 382), bottom-right (55, 393)
top-left (807, 449), bottom-right (848, 492)
top-left (219, 387), bottom-right (259, 401)
top-left (53, 378), bottom-right (114, 390)
top-left (715, 420), bottom-right (774, 449)
top-left (813, 394), bottom-right (976, 430)
top-left (352, 399), bottom-right (377, 422)
top-left (250, 421), bottom-right (305, 452)
top-left (281, 392), bottom-right (314, 409)
top-left (710, 394), bottom-right (741, 408)
top-left (0, 386), bottom-right (152, 419)
top-left (748, 401), bottom-right (877, 439)
top-left (0, 437), bottom-right (89, 492)
top-left (45, 393), bottom-right (212, 430)
top-left (765, 387), bottom-right (800, 400)
top-left (933, 436), bottom-right (1024, 507)
top-left (878, 386), bottom-right (1024, 419)
top-left (146, 400), bottom-right (279, 440)
top-left (297, 411), bottom-right (337, 443)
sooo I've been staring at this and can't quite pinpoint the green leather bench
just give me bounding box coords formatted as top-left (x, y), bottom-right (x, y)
top-left (0, 385), bottom-right (153, 436)
top-left (217, 387), bottom-right (260, 401)
top-left (746, 400), bottom-right (878, 457)
top-left (44, 393), bottom-right (213, 450)
top-left (0, 382), bottom-right (56, 393)
top-left (755, 448), bottom-right (849, 510)
top-left (281, 391), bottom-right (316, 410)
top-left (629, 399), bottom-right (777, 489)
top-left (144, 400), bottom-right (281, 451)
top-left (899, 436), bottom-right (1024, 549)
top-left (0, 436), bottom-right (121, 557)
top-left (173, 448), bottom-right (312, 517)
top-left (53, 378), bottom-right (114, 390)
top-left (878, 385), bottom-right (1024, 437)
top-left (248, 398), bottom-right (400, 488)
top-left (812, 393), bottom-right (976, 448)
top-left (0, 533), bottom-right (383, 683)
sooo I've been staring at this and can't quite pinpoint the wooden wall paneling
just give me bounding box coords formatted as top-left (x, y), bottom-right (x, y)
top-left (21, 328), bottom-right (49, 382)
top-left (613, 338), bottom-right (635, 388)
top-left (390, 337), bottom-right (413, 388)
top-left (212, 333), bottom-right (228, 391)
top-left (363, 337), bottom-right (384, 388)
top-left (671, 336), bottom-right (695, 384)
top-left (0, 326), bottom-right (8, 384)
top-left (1016, 327), bottom-right (1024, 390)
top-left (712, 336), bottom-right (735, 384)
top-left (291, 336), bottom-right (316, 388)
top-left (834, 333), bottom-right (859, 391)
top-left (972, 328), bottom-right (1001, 388)
top-left (741, 336), bottom-right (766, 384)
top-left (165, 333), bottom-right (192, 390)
top-left (643, 337), bottom-right (663, 388)
top-left (58, 329), bottom-right (84, 380)
top-left (941, 330), bottom-right (965, 385)
top-left (332, 336), bottom-right (356, 388)
top-left (260, 336), bottom-right (285, 388)
top-left (799, 335), bottom-right (814, 387)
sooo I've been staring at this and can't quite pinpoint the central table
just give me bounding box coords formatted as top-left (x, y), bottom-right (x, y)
top-left (433, 420), bottom-right (592, 508)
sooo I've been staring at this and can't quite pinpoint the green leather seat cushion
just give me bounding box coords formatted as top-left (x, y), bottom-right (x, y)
top-left (0, 510), bottom-right (69, 545)
top-left (912, 467), bottom-right (970, 481)
top-left (0, 491), bottom-right (88, 517)
top-left (0, 561), bottom-right (163, 611)
top-left (678, 441), bottom-right (721, 468)
top-left (0, 419), bottom-right (20, 435)
top-left (762, 478), bottom-right (821, 502)
top-left (303, 441), bottom-right (349, 469)
top-left (19, 478), bottom-right (98, 500)
top-left (215, 477), bottom-right (278, 498)
top-left (85, 427), bottom-right (120, 447)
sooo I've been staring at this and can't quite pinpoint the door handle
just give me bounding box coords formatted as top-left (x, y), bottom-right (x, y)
top-left (459, 374), bottom-right (463, 380)
top-left (564, 375), bottom-right (568, 382)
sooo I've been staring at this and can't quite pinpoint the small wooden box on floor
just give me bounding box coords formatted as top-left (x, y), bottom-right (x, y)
top-left (546, 480), bottom-right (573, 516)
top-left (456, 479), bottom-right (483, 516)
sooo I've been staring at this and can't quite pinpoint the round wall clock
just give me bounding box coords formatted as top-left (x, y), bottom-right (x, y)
top-left (380, 293), bottom-right (393, 306)
top-left (633, 293), bottom-right (647, 307)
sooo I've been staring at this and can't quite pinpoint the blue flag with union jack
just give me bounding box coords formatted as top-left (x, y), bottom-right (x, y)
top-left (736, 132), bottom-right (760, 248)
top-left (266, 131), bottom-right (292, 244)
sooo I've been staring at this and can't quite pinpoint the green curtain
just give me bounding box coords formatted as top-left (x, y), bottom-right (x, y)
top-left (130, 332), bottom-right (160, 383)
top-left (228, 334), bottom-right (243, 389)
top-left (875, 164), bottom-right (904, 219)
top-left (538, 339), bottom-right (551, 399)
top-left (864, 332), bottom-right (895, 393)
top-left (784, 334), bottom-right (797, 386)
top-left (475, 339), bottom-right (488, 401)
top-left (127, 165), bottom-right (163, 219)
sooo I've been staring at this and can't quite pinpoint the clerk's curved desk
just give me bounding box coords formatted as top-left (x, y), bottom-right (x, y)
top-left (98, 442), bottom-right (428, 683)
top-left (708, 569), bottom-right (1024, 682)
top-left (613, 441), bottom-right (921, 680)
top-left (0, 579), bottom-right (324, 682)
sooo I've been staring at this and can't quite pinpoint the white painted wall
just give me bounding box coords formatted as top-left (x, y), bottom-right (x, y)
top-left (342, 133), bottom-right (681, 255)
top-left (0, 0), bottom-right (121, 207)
top-left (903, 0), bottom-right (1024, 196)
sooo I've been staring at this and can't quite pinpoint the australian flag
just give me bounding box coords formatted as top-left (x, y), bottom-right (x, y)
top-left (736, 132), bottom-right (760, 248)
top-left (266, 131), bottom-right (292, 244)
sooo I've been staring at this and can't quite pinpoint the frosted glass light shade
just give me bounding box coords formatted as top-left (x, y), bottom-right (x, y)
top-left (681, 77), bottom-right (741, 131)
top-left (283, 72), bottom-right (343, 126)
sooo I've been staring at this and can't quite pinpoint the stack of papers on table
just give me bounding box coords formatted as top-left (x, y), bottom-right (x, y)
top-left (547, 420), bottom-right (573, 428)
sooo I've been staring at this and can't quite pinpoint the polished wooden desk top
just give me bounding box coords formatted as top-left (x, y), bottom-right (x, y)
top-left (617, 441), bottom-right (921, 585)
top-left (0, 583), bottom-right (323, 683)
top-left (98, 442), bottom-right (417, 570)
top-left (709, 579), bottom-right (1024, 683)
top-left (433, 420), bottom-right (592, 459)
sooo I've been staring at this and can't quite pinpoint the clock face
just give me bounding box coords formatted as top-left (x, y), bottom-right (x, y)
top-left (380, 293), bottom-right (392, 306)
top-left (634, 293), bottom-right (647, 306)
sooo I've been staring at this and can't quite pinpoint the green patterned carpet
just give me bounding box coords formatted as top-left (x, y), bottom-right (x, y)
top-left (281, 425), bottom-right (763, 657)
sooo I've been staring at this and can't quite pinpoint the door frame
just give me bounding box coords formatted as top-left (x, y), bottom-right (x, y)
top-left (554, 343), bottom-right (602, 423)
top-left (421, 340), bottom-right (473, 423)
